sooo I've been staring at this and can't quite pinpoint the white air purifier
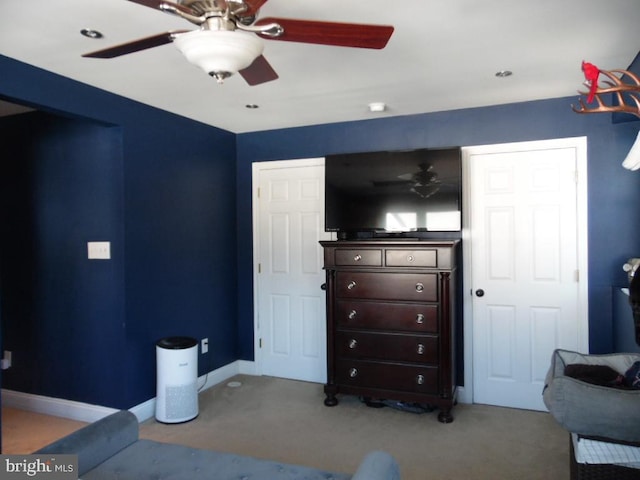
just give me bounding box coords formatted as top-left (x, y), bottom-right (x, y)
top-left (155, 337), bottom-right (199, 423)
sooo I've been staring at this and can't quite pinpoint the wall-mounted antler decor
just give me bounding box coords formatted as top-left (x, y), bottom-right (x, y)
top-left (573, 61), bottom-right (640, 118)
top-left (572, 61), bottom-right (640, 170)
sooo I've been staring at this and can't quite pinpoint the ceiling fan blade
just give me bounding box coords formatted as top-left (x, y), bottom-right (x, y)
top-left (255, 17), bottom-right (394, 49)
top-left (239, 55), bottom-right (279, 86)
top-left (82, 30), bottom-right (189, 58)
top-left (128, 0), bottom-right (195, 16)
top-left (243, 0), bottom-right (270, 16)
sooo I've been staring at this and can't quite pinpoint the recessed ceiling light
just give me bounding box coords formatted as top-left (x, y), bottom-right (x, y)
top-left (81, 29), bottom-right (103, 39)
top-left (245, 104), bottom-right (259, 109)
top-left (495, 70), bottom-right (513, 78)
top-left (368, 102), bottom-right (386, 112)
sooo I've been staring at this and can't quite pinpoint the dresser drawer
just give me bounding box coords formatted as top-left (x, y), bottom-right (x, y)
top-left (336, 272), bottom-right (438, 302)
top-left (336, 360), bottom-right (438, 394)
top-left (385, 249), bottom-right (437, 267)
top-left (336, 331), bottom-right (438, 364)
top-left (336, 300), bottom-right (438, 333)
top-left (334, 249), bottom-right (382, 266)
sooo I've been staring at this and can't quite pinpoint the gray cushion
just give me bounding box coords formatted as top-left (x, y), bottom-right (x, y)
top-left (351, 451), bottom-right (400, 480)
top-left (34, 410), bottom-right (400, 480)
top-left (83, 439), bottom-right (353, 480)
top-left (543, 349), bottom-right (640, 442)
top-left (35, 410), bottom-right (139, 476)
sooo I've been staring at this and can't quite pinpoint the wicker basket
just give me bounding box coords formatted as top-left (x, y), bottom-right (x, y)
top-left (570, 436), bottom-right (640, 480)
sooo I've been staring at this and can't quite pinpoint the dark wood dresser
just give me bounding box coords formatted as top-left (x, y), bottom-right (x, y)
top-left (320, 240), bottom-right (459, 423)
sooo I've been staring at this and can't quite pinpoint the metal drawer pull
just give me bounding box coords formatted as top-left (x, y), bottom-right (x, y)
top-left (347, 281), bottom-right (357, 290)
top-left (349, 368), bottom-right (358, 378)
top-left (353, 254), bottom-right (362, 262)
top-left (407, 255), bottom-right (414, 262)
top-left (349, 339), bottom-right (358, 349)
top-left (416, 374), bottom-right (425, 385)
top-left (417, 344), bottom-right (425, 354)
top-left (348, 310), bottom-right (357, 320)
top-left (416, 313), bottom-right (425, 324)
top-left (415, 282), bottom-right (424, 292)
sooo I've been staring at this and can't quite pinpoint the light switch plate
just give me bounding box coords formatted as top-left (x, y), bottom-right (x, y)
top-left (88, 241), bottom-right (111, 260)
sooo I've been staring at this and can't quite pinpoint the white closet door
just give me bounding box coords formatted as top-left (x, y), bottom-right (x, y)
top-left (253, 158), bottom-right (332, 383)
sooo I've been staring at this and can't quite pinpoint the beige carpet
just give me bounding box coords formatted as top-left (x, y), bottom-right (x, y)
top-left (140, 375), bottom-right (569, 480)
top-left (2, 375), bottom-right (569, 479)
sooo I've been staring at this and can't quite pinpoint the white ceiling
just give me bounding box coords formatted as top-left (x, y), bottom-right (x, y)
top-left (1, 0), bottom-right (639, 133)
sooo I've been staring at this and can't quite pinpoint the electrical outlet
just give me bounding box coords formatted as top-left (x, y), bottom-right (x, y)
top-left (1, 350), bottom-right (12, 370)
top-left (87, 241), bottom-right (111, 260)
top-left (201, 338), bottom-right (209, 354)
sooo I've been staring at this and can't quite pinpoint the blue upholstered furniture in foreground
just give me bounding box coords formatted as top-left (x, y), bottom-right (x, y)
top-left (35, 410), bottom-right (401, 480)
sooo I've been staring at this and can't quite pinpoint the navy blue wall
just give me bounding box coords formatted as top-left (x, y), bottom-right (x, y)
top-left (0, 112), bottom-right (126, 404)
top-left (0, 55), bottom-right (238, 409)
top-left (1, 51), bottom-right (640, 411)
top-left (236, 101), bottom-right (640, 357)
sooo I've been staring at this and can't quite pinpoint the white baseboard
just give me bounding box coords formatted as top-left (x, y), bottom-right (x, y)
top-left (457, 386), bottom-right (470, 404)
top-left (2, 360), bottom-right (256, 424)
top-left (197, 359), bottom-right (256, 392)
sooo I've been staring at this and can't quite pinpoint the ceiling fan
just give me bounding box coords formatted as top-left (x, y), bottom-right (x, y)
top-left (82, 0), bottom-right (395, 85)
top-left (372, 163), bottom-right (457, 198)
top-left (402, 163), bottom-right (444, 198)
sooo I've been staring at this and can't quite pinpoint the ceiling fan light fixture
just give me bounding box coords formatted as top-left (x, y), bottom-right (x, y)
top-left (411, 184), bottom-right (440, 198)
top-left (173, 30), bottom-right (264, 83)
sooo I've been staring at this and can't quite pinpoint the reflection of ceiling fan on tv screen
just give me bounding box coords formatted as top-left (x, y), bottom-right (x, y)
top-left (373, 163), bottom-right (450, 198)
top-left (83, 0), bottom-right (395, 85)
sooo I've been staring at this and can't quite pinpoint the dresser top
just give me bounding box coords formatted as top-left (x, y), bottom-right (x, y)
top-left (320, 239), bottom-right (460, 247)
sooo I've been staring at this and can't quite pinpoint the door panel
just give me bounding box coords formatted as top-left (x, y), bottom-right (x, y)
top-left (254, 159), bottom-right (332, 383)
top-left (467, 140), bottom-right (588, 411)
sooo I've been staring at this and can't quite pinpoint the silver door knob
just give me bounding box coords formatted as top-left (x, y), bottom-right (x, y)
top-left (476, 289), bottom-right (485, 297)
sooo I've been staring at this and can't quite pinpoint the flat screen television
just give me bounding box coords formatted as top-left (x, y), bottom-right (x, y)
top-left (325, 147), bottom-right (462, 237)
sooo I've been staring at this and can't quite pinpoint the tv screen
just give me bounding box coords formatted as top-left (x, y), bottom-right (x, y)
top-left (325, 147), bottom-right (462, 235)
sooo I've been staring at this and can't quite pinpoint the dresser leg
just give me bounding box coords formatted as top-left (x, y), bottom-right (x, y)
top-left (437, 409), bottom-right (454, 423)
top-left (324, 385), bottom-right (338, 406)
top-left (324, 394), bottom-right (338, 407)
